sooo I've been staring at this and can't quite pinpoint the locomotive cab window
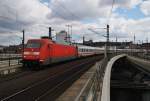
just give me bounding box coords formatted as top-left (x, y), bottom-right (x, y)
top-left (26, 41), bottom-right (41, 48)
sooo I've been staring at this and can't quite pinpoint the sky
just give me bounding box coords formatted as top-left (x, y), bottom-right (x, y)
top-left (0, 0), bottom-right (150, 45)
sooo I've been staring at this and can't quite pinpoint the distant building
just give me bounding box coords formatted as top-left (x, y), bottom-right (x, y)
top-left (56, 30), bottom-right (71, 45)
top-left (0, 45), bottom-right (4, 53)
top-left (141, 43), bottom-right (150, 50)
top-left (82, 39), bottom-right (132, 49)
top-left (83, 40), bottom-right (93, 45)
top-left (2, 44), bottom-right (22, 53)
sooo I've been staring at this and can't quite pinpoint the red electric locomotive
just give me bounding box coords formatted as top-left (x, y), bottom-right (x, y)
top-left (23, 37), bottom-right (78, 67)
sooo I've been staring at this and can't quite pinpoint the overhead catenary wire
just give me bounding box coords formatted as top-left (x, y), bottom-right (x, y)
top-left (54, 0), bottom-right (81, 20)
top-left (49, 4), bottom-right (68, 20)
top-left (49, 0), bottom-right (82, 42)
top-left (88, 0), bottom-right (115, 34)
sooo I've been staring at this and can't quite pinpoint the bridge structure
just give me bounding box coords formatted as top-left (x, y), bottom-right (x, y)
top-left (72, 54), bottom-right (150, 101)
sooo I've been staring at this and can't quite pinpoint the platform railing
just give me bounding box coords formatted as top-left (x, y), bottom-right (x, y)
top-left (0, 54), bottom-right (22, 67)
top-left (75, 57), bottom-right (108, 101)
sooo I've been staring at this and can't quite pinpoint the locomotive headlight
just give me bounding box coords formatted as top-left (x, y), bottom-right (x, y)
top-left (24, 52), bottom-right (30, 55)
top-left (33, 52), bottom-right (40, 55)
top-left (24, 52), bottom-right (39, 55)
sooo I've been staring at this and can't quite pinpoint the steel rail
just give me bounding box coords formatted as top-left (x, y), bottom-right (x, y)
top-left (35, 60), bottom-right (96, 101)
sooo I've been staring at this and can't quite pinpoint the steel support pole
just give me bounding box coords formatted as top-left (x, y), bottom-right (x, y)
top-left (22, 30), bottom-right (25, 59)
top-left (105, 25), bottom-right (109, 58)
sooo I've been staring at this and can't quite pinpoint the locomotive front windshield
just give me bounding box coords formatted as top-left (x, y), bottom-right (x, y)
top-left (26, 41), bottom-right (41, 48)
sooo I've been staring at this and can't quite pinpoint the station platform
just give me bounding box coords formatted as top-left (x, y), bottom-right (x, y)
top-left (0, 60), bottom-right (21, 75)
top-left (0, 60), bottom-right (20, 67)
top-left (0, 65), bottom-right (21, 75)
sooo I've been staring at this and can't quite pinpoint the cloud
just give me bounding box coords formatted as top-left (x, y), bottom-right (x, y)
top-left (0, 0), bottom-right (149, 45)
top-left (0, 0), bottom-right (51, 32)
top-left (50, 0), bottom-right (106, 20)
top-left (0, 0), bottom-right (53, 45)
top-left (109, 0), bottom-right (142, 9)
top-left (108, 15), bottom-right (150, 42)
top-left (140, 0), bottom-right (150, 16)
top-left (49, 0), bottom-right (142, 21)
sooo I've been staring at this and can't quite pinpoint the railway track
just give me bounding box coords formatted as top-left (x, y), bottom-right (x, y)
top-left (36, 60), bottom-right (95, 101)
top-left (0, 55), bottom-right (99, 83)
top-left (0, 55), bottom-right (103, 101)
top-left (0, 69), bottom-right (35, 83)
top-left (0, 56), bottom-right (95, 83)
